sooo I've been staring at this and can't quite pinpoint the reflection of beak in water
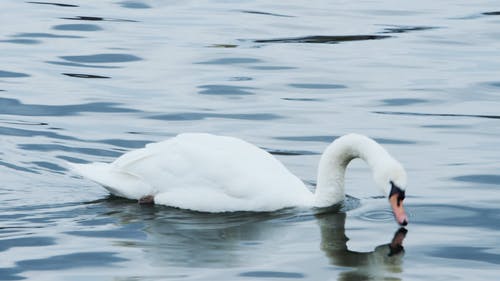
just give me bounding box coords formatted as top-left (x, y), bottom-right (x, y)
top-left (316, 212), bottom-right (408, 281)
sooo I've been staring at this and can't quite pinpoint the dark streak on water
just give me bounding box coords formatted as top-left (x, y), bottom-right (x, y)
top-left (254, 35), bottom-right (391, 44)
top-left (197, 57), bottom-right (261, 65)
top-left (27, 1), bottom-right (79, 7)
top-left (482, 11), bottom-right (500, 16)
top-left (63, 73), bottom-right (111, 79)
top-left (0, 252), bottom-right (128, 280)
top-left (47, 61), bottom-right (121, 69)
top-left (374, 111), bottom-right (500, 120)
top-left (96, 139), bottom-right (150, 149)
top-left (282, 98), bottom-right (323, 101)
top-left (289, 83), bottom-right (347, 90)
top-left (12, 33), bottom-right (84, 39)
top-left (0, 161), bottom-right (37, 174)
top-left (264, 147), bottom-right (318, 156)
top-left (198, 85), bottom-right (255, 96)
top-left (18, 144), bottom-right (122, 157)
top-left (0, 39), bottom-right (41, 44)
top-left (0, 125), bottom-right (150, 151)
top-left (250, 65), bottom-right (296, 70)
top-left (378, 25), bottom-right (438, 34)
top-left (239, 271), bottom-right (305, 278)
top-left (0, 125), bottom-right (76, 140)
top-left (62, 16), bottom-right (104, 21)
top-left (53, 24), bottom-right (103, 31)
top-left (0, 98), bottom-right (137, 116)
top-left (31, 161), bottom-right (67, 172)
top-left (381, 98), bottom-right (429, 106)
top-left (60, 54), bottom-right (142, 64)
top-left (452, 174), bottom-right (500, 185)
top-left (148, 112), bottom-right (282, 121)
top-left (0, 71), bottom-right (30, 78)
top-left (0, 237), bottom-right (56, 252)
top-left (240, 10), bottom-right (295, 18)
top-left (118, 1), bottom-right (152, 9)
top-left (60, 16), bottom-right (139, 22)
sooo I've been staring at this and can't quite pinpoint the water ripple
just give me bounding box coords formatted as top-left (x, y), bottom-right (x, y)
top-left (65, 227), bottom-right (147, 239)
top-left (198, 85), bottom-right (255, 96)
top-left (0, 237), bottom-right (56, 252)
top-left (289, 83), bottom-right (347, 90)
top-left (239, 10), bottom-right (295, 18)
top-left (0, 98), bottom-right (137, 116)
top-left (12, 32), bottom-right (84, 39)
top-left (62, 73), bottom-right (110, 79)
top-left (452, 174), bottom-right (500, 185)
top-left (27, 1), bottom-right (78, 7)
top-left (118, 1), bottom-right (151, 9)
top-left (53, 24), bottom-right (103, 31)
top-left (0, 70), bottom-right (30, 78)
top-left (482, 11), bottom-right (500, 16)
top-left (19, 143), bottom-right (121, 157)
top-left (254, 35), bottom-right (391, 44)
top-left (282, 98), bottom-right (323, 102)
top-left (47, 61), bottom-right (121, 69)
top-left (148, 112), bottom-right (282, 121)
top-left (358, 209), bottom-right (395, 222)
top-left (0, 39), bottom-right (41, 44)
top-left (17, 251), bottom-right (127, 270)
top-left (380, 98), bottom-right (429, 106)
top-left (378, 25), bottom-right (438, 34)
top-left (0, 126), bottom-right (74, 140)
top-left (250, 65), bottom-right (296, 70)
top-left (61, 16), bottom-right (139, 22)
top-left (374, 111), bottom-right (500, 120)
top-left (31, 161), bottom-right (67, 173)
top-left (197, 57), bottom-right (261, 65)
top-left (264, 147), bottom-right (318, 156)
top-left (239, 271), bottom-right (305, 278)
top-left (60, 53), bottom-right (142, 64)
top-left (0, 161), bottom-right (38, 174)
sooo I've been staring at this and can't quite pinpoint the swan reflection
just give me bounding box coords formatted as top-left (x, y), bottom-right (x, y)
top-left (88, 197), bottom-right (406, 279)
top-left (317, 211), bottom-right (407, 281)
top-left (94, 197), bottom-right (294, 267)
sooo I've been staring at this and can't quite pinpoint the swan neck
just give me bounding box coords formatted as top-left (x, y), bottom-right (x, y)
top-left (313, 134), bottom-right (389, 207)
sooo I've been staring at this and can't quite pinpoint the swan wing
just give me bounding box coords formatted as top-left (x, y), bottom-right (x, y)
top-left (73, 133), bottom-right (312, 211)
top-left (69, 162), bottom-right (153, 199)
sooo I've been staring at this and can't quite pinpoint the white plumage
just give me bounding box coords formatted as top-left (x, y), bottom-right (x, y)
top-left (70, 133), bottom-right (407, 217)
top-left (70, 133), bottom-right (313, 212)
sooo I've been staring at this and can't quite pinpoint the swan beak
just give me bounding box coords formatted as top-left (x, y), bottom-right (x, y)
top-left (389, 193), bottom-right (408, 226)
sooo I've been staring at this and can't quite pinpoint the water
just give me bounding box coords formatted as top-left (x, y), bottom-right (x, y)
top-left (1, 0), bottom-right (500, 280)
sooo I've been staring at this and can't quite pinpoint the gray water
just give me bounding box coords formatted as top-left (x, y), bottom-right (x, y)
top-left (2, 1), bottom-right (500, 280)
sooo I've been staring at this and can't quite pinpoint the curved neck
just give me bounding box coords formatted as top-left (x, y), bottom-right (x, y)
top-left (313, 134), bottom-right (392, 207)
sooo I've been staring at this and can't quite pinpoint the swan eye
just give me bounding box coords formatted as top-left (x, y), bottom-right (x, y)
top-left (389, 181), bottom-right (405, 206)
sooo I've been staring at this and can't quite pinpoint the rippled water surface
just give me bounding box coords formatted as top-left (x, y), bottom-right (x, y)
top-left (2, 1), bottom-right (500, 280)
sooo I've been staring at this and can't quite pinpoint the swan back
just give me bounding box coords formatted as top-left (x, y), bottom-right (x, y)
top-left (72, 133), bottom-right (312, 212)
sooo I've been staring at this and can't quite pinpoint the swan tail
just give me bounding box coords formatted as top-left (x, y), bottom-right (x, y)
top-left (68, 162), bottom-right (153, 200)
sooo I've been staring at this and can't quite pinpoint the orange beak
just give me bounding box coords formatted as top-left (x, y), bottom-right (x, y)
top-left (389, 193), bottom-right (408, 226)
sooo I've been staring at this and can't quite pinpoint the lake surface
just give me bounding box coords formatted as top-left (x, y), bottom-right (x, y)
top-left (2, 0), bottom-right (500, 280)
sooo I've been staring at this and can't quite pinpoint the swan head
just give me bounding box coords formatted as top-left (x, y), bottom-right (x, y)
top-left (374, 160), bottom-right (408, 226)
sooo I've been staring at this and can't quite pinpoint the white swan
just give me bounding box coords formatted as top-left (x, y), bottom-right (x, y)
top-left (70, 133), bottom-right (408, 225)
